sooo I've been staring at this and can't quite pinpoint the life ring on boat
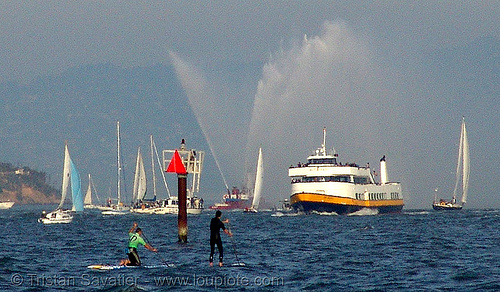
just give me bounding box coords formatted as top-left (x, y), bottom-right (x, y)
top-left (223, 194), bottom-right (229, 199)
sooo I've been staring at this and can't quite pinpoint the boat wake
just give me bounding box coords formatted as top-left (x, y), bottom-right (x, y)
top-left (405, 210), bottom-right (430, 216)
top-left (271, 211), bottom-right (301, 217)
top-left (347, 208), bottom-right (379, 216)
top-left (311, 211), bottom-right (339, 216)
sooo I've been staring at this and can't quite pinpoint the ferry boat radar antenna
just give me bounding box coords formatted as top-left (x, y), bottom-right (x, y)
top-left (321, 127), bottom-right (327, 156)
top-left (320, 127), bottom-right (338, 158)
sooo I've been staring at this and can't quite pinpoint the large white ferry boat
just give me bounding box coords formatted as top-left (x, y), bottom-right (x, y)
top-left (289, 128), bottom-right (404, 215)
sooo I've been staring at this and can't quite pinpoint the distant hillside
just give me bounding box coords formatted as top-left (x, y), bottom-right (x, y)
top-left (0, 162), bottom-right (60, 204)
top-left (0, 62), bottom-right (262, 202)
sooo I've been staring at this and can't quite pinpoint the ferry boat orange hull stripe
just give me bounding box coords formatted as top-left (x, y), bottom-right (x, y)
top-left (291, 193), bottom-right (404, 208)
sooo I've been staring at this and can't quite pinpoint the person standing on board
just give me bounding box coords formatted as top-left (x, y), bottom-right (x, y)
top-left (209, 210), bottom-right (232, 267)
top-left (121, 222), bottom-right (158, 266)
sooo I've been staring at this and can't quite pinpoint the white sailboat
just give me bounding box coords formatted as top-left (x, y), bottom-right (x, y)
top-left (102, 121), bottom-right (129, 215)
top-left (245, 148), bottom-right (264, 213)
top-left (130, 146), bottom-right (155, 214)
top-left (39, 143), bottom-right (83, 224)
top-left (84, 174), bottom-right (101, 209)
top-left (433, 117), bottom-right (470, 210)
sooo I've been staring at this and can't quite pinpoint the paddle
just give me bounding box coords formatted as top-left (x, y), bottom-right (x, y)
top-left (226, 222), bottom-right (245, 267)
top-left (140, 230), bottom-right (170, 265)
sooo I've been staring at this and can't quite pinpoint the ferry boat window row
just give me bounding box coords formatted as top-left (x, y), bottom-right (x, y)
top-left (354, 192), bottom-right (400, 200)
top-left (291, 175), bottom-right (370, 184)
top-left (355, 192), bottom-right (387, 200)
top-left (307, 158), bottom-right (337, 165)
top-left (390, 192), bottom-right (400, 199)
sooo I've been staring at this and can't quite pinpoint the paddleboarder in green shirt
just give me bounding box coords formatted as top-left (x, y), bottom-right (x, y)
top-left (120, 222), bottom-right (158, 266)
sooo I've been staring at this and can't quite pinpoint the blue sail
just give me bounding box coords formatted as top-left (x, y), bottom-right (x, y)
top-left (70, 158), bottom-right (84, 212)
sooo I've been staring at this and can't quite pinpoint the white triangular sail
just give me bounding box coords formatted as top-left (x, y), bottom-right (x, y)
top-left (84, 174), bottom-right (92, 205)
top-left (452, 117), bottom-right (470, 205)
top-left (57, 144), bottom-right (72, 210)
top-left (251, 148), bottom-right (264, 210)
top-left (132, 147), bottom-right (147, 202)
top-left (461, 118), bottom-right (469, 204)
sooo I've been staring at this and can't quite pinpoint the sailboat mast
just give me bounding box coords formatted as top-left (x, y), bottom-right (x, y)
top-left (117, 121), bottom-right (122, 204)
top-left (150, 135), bottom-right (157, 200)
top-left (153, 138), bottom-right (171, 197)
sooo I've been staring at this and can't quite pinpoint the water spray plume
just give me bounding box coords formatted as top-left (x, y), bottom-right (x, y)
top-left (169, 51), bottom-right (230, 192)
top-left (245, 20), bottom-right (386, 201)
top-left (170, 20), bottom-right (403, 204)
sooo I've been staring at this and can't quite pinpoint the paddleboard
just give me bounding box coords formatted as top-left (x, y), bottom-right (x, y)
top-left (88, 263), bottom-right (175, 270)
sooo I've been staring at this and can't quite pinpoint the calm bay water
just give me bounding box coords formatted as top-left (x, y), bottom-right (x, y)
top-left (1, 205), bottom-right (499, 291)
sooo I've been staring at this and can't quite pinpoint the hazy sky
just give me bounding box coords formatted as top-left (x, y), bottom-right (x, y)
top-left (1, 1), bottom-right (498, 82)
top-left (0, 1), bottom-right (499, 209)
